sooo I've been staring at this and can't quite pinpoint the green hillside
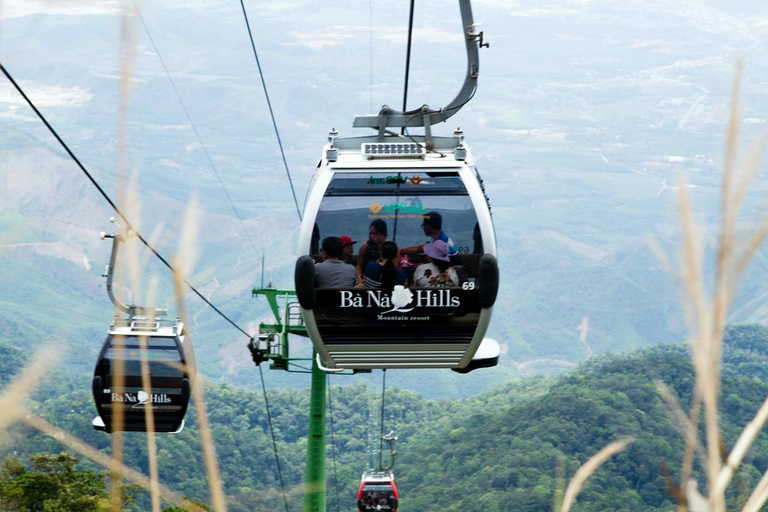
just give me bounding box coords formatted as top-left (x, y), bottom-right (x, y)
top-left (4, 324), bottom-right (768, 510)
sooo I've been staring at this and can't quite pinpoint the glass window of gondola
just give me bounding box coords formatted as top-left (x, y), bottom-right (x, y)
top-left (314, 171), bottom-right (483, 260)
top-left (99, 335), bottom-right (185, 381)
top-left (311, 171), bottom-right (484, 332)
top-left (359, 483), bottom-right (397, 510)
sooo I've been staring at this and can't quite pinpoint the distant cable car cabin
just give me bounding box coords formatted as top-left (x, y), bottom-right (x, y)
top-left (294, 0), bottom-right (498, 371)
top-left (92, 314), bottom-right (191, 433)
top-left (92, 224), bottom-right (194, 433)
top-left (357, 470), bottom-right (399, 512)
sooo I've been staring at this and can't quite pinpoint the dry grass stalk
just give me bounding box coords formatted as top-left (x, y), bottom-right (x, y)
top-left (172, 200), bottom-right (227, 512)
top-left (0, 346), bottom-right (61, 434)
top-left (655, 381), bottom-right (707, 467)
top-left (681, 393), bottom-right (702, 511)
top-left (712, 394), bottom-right (768, 498)
top-left (672, 62), bottom-right (768, 511)
top-left (742, 467), bottom-right (768, 512)
top-left (552, 455), bottom-right (566, 511)
top-left (141, 277), bottom-right (161, 512)
top-left (21, 414), bottom-right (205, 512)
top-left (111, 4), bottom-right (140, 508)
top-left (559, 438), bottom-right (632, 512)
top-left (0, 345), bottom-right (200, 510)
top-left (108, 349), bottom-right (126, 512)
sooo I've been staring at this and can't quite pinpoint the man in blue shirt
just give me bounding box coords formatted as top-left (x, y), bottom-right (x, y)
top-left (401, 211), bottom-right (461, 265)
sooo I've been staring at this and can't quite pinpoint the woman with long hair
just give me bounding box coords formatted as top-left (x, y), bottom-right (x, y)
top-left (363, 241), bottom-right (407, 292)
top-left (356, 219), bottom-right (388, 283)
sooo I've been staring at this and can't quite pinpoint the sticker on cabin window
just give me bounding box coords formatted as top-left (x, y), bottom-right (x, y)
top-left (367, 175), bottom-right (408, 185)
top-left (368, 202), bottom-right (427, 218)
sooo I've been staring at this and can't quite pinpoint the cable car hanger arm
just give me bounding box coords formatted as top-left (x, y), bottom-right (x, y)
top-left (352, 0), bottom-right (487, 131)
top-left (101, 226), bottom-right (163, 318)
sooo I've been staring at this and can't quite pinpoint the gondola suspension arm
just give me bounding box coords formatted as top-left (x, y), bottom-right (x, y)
top-left (101, 218), bottom-right (163, 318)
top-left (353, 0), bottom-right (488, 132)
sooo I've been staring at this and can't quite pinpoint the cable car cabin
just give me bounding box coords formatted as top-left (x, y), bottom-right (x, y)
top-left (295, 131), bottom-right (499, 370)
top-left (357, 471), bottom-right (399, 512)
top-left (92, 316), bottom-right (192, 433)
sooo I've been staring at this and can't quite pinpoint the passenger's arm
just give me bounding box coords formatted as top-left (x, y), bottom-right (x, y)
top-left (399, 242), bottom-right (425, 255)
top-left (356, 242), bottom-right (368, 282)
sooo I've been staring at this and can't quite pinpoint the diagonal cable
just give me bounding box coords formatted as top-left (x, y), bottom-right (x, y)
top-left (0, 62), bottom-right (251, 339)
top-left (133, 2), bottom-right (261, 255)
top-left (239, 0), bottom-right (302, 221)
top-left (327, 375), bottom-right (341, 512)
top-left (259, 365), bottom-right (290, 512)
top-left (378, 369), bottom-right (387, 469)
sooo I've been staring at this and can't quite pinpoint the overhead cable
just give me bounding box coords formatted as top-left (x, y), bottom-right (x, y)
top-left (0, 62), bottom-right (251, 340)
top-left (238, 0), bottom-right (302, 221)
top-left (133, 3), bottom-right (262, 256)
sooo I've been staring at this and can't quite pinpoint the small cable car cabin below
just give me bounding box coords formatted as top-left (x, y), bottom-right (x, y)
top-left (357, 470), bottom-right (399, 512)
top-left (92, 315), bottom-right (191, 433)
top-left (296, 131), bottom-right (499, 370)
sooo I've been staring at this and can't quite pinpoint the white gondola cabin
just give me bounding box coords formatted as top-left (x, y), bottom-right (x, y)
top-left (295, 131), bottom-right (498, 369)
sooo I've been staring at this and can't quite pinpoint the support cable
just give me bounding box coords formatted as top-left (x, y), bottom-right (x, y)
top-left (369, 0), bottom-right (374, 112)
top-left (400, 0), bottom-right (415, 136)
top-left (133, 3), bottom-right (261, 256)
top-left (238, 0), bottom-right (302, 221)
top-left (326, 375), bottom-right (341, 512)
top-left (259, 366), bottom-right (290, 512)
top-left (378, 369), bottom-right (387, 469)
top-left (0, 62), bottom-right (252, 340)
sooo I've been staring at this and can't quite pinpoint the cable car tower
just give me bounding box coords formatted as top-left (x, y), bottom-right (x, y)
top-left (252, 0), bottom-right (497, 509)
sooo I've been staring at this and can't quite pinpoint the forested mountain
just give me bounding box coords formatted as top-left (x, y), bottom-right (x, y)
top-left (4, 324), bottom-right (768, 511)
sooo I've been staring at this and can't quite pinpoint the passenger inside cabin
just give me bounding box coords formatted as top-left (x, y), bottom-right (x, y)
top-left (356, 219), bottom-right (389, 283)
top-left (400, 211), bottom-right (461, 266)
top-left (315, 236), bottom-right (357, 288)
top-left (413, 239), bottom-right (459, 288)
top-left (339, 235), bottom-right (357, 264)
top-left (363, 241), bottom-right (408, 291)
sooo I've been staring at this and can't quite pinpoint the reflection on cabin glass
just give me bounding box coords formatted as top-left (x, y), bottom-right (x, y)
top-left (309, 171), bottom-right (485, 346)
top-left (102, 336), bottom-right (185, 379)
top-left (312, 171), bottom-right (484, 290)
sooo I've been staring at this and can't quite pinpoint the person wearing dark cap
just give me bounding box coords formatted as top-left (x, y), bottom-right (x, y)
top-left (338, 235), bottom-right (357, 265)
top-left (315, 236), bottom-right (357, 288)
top-left (413, 239), bottom-right (459, 288)
top-left (401, 211), bottom-right (460, 265)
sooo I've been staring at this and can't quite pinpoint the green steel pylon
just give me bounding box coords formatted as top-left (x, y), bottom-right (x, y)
top-left (252, 285), bottom-right (328, 510)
